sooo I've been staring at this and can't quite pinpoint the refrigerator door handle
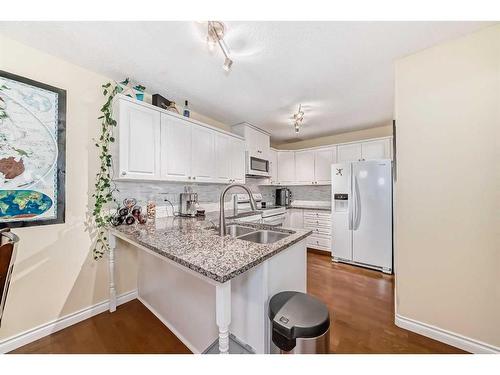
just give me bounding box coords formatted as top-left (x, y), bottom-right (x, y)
top-left (348, 196), bottom-right (353, 230)
top-left (353, 175), bottom-right (362, 230)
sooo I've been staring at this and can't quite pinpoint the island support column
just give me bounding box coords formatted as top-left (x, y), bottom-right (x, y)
top-left (108, 232), bottom-right (117, 313)
top-left (215, 281), bottom-right (231, 354)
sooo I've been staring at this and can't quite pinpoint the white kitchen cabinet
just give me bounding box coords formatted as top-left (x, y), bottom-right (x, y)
top-left (361, 138), bottom-right (391, 160)
top-left (160, 113), bottom-right (192, 181)
top-left (232, 123), bottom-right (270, 160)
top-left (191, 125), bottom-right (216, 182)
top-left (337, 139), bottom-right (392, 162)
top-left (268, 149), bottom-right (278, 185)
top-left (295, 150), bottom-right (315, 184)
top-left (229, 138), bottom-right (246, 183)
top-left (314, 147), bottom-right (336, 184)
top-left (277, 151), bottom-right (295, 184)
top-left (118, 99), bottom-right (161, 180)
top-left (289, 208), bottom-right (304, 229)
top-left (117, 95), bottom-right (246, 184)
top-left (215, 133), bottom-right (231, 183)
top-left (337, 143), bottom-right (362, 163)
top-left (303, 210), bottom-right (332, 252)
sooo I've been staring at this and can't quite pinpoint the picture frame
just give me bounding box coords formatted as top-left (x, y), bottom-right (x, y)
top-left (0, 70), bottom-right (66, 228)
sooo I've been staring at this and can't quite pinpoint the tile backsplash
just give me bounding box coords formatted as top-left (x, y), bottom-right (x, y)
top-left (114, 178), bottom-right (331, 213)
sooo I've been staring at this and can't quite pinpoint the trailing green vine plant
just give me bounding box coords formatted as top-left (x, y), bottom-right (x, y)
top-left (92, 81), bottom-right (121, 260)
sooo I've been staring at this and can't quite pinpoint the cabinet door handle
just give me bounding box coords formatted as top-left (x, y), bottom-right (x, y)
top-left (188, 176), bottom-right (192, 179)
top-left (121, 171), bottom-right (126, 176)
top-left (193, 176), bottom-right (196, 180)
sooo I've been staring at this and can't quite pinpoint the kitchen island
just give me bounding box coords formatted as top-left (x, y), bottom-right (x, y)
top-left (108, 215), bottom-right (311, 354)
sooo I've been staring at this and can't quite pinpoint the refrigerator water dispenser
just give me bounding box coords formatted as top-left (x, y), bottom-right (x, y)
top-left (334, 194), bottom-right (349, 212)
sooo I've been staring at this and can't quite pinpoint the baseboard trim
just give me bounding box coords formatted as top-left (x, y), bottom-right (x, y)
top-left (137, 296), bottom-right (199, 354)
top-left (395, 314), bottom-right (500, 354)
top-left (0, 290), bottom-right (138, 354)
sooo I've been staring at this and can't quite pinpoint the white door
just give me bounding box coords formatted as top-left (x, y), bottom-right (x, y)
top-left (277, 151), bottom-right (295, 184)
top-left (314, 147), bottom-right (336, 184)
top-left (119, 100), bottom-right (161, 180)
top-left (161, 113), bottom-right (191, 181)
top-left (337, 143), bottom-right (362, 162)
top-left (351, 160), bottom-right (392, 271)
top-left (215, 133), bottom-right (231, 183)
top-left (331, 163), bottom-right (353, 261)
top-left (361, 139), bottom-right (391, 160)
top-left (191, 125), bottom-right (216, 182)
top-left (230, 138), bottom-right (246, 183)
top-left (268, 149), bottom-right (278, 185)
top-left (295, 150), bottom-right (315, 184)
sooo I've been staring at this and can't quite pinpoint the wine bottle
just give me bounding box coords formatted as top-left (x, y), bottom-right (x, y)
top-left (183, 100), bottom-right (190, 118)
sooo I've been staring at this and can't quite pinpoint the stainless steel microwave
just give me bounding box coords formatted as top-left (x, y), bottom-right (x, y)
top-left (247, 153), bottom-right (270, 177)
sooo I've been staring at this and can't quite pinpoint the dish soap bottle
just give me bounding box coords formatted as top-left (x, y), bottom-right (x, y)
top-left (183, 100), bottom-right (190, 118)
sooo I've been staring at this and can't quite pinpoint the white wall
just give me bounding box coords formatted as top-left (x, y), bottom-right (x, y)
top-left (394, 25), bottom-right (500, 350)
top-left (0, 34), bottom-right (138, 342)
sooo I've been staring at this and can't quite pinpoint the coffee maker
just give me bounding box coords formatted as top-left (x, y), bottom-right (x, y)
top-left (179, 191), bottom-right (198, 217)
top-left (275, 188), bottom-right (292, 207)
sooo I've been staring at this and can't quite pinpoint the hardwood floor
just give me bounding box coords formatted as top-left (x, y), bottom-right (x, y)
top-left (307, 251), bottom-right (465, 353)
top-left (11, 298), bottom-right (191, 354)
top-left (11, 251), bottom-right (465, 354)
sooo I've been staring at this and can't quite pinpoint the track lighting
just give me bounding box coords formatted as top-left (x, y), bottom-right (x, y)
top-left (223, 57), bottom-right (233, 71)
top-left (292, 104), bottom-right (305, 134)
top-left (207, 21), bottom-right (234, 72)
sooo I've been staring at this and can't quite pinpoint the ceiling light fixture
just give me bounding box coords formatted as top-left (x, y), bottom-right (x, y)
top-left (292, 104), bottom-right (305, 134)
top-left (207, 21), bottom-right (233, 72)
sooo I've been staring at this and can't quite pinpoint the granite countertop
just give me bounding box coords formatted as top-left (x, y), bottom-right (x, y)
top-left (287, 205), bottom-right (332, 212)
top-left (110, 213), bottom-right (312, 283)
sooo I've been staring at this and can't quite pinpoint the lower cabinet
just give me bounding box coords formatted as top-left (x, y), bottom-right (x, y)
top-left (285, 209), bottom-right (332, 252)
top-left (303, 210), bottom-right (332, 252)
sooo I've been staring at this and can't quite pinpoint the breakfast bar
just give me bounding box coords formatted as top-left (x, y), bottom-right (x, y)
top-left (108, 216), bottom-right (311, 354)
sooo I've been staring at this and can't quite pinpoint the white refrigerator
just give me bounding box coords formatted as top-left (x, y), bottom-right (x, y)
top-left (331, 160), bottom-right (393, 273)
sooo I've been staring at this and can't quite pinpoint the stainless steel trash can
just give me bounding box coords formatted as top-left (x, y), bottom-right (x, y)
top-left (269, 291), bottom-right (330, 354)
top-left (1, 228), bottom-right (19, 328)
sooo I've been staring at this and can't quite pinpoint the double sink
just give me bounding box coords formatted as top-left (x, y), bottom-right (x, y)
top-left (218, 224), bottom-right (292, 244)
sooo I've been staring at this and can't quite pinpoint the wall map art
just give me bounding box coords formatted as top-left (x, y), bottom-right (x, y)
top-left (0, 71), bottom-right (66, 228)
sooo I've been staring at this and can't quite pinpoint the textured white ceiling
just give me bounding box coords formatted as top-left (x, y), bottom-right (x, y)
top-left (0, 21), bottom-right (493, 142)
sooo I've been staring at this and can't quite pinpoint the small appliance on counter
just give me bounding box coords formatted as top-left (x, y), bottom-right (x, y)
top-left (179, 187), bottom-right (198, 217)
top-left (275, 188), bottom-right (292, 207)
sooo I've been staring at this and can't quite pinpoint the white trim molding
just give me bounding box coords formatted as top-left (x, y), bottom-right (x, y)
top-left (0, 290), bottom-right (137, 354)
top-left (395, 314), bottom-right (500, 354)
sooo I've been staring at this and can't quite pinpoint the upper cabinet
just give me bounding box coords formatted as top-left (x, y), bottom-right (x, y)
top-left (269, 138), bottom-right (391, 186)
top-left (314, 147), bottom-right (336, 184)
top-left (361, 138), bottom-right (392, 160)
top-left (294, 147), bottom-right (336, 185)
top-left (114, 95), bottom-right (245, 184)
top-left (161, 113), bottom-right (192, 181)
top-left (268, 149), bottom-right (278, 185)
top-left (277, 151), bottom-right (295, 184)
top-left (337, 138), bottom-right (391, 162)
top-left (232, 123), bottom-right (270, 160)
top-left (337, 143), bottom-right (362, 163)
top-left (295, 150), bottom-right (315, 184)
top-left (117, 99), bottom-right (161, 180)
top-left (191, 125), bottom-right (216, 182)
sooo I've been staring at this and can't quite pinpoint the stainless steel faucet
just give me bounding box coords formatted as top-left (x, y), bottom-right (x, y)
top-left (219, 184), bottom-right (257, 236)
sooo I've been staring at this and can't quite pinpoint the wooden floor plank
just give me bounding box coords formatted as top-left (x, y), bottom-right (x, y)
top-left (10, 250), bottom-right (466, 354)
